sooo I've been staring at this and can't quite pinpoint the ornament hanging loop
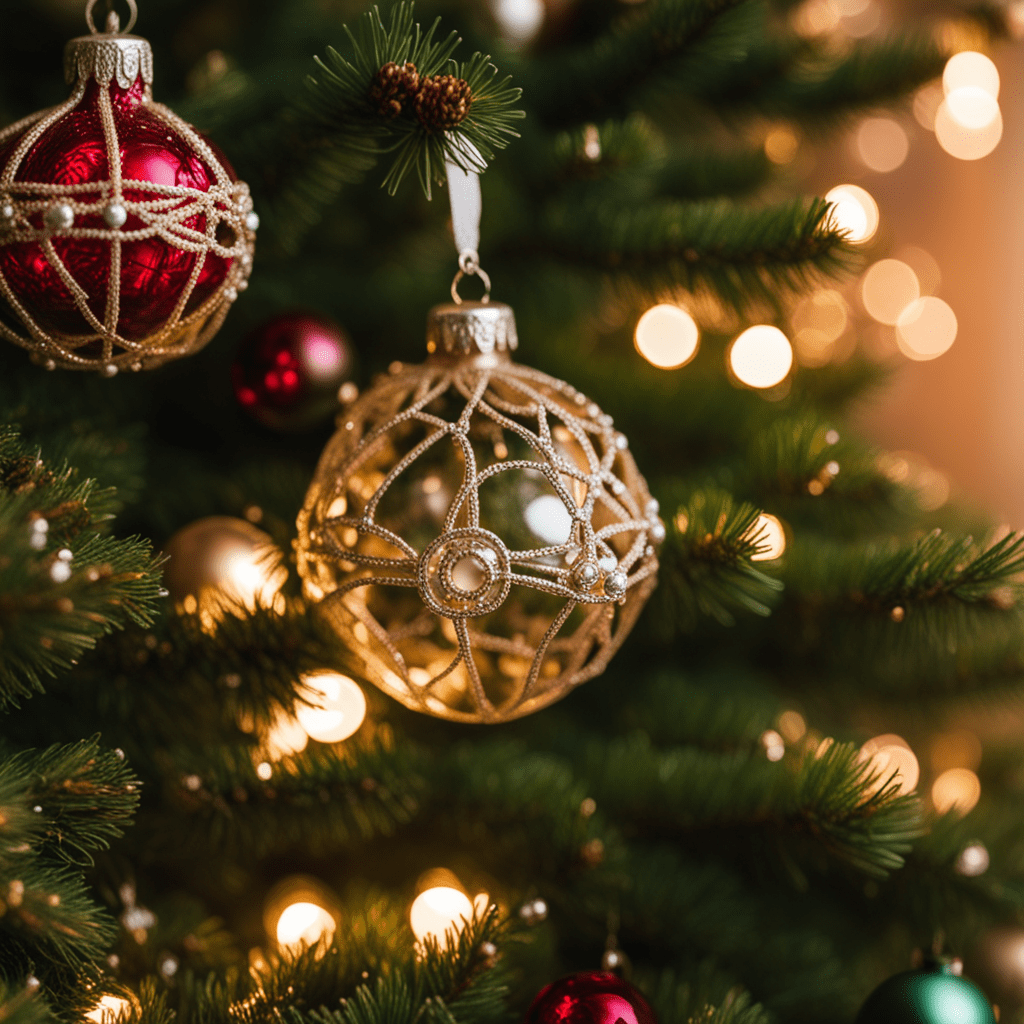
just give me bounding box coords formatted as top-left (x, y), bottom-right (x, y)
top-left (451, 258), bottom-right (491, 305)
top-left (86, 0), bottom-right (138, 35)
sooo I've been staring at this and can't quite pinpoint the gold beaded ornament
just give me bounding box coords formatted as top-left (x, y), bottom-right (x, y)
top-left (297, 297), bottom-right (663, 724)
top-left (0, 0), bottom-right (256, 374)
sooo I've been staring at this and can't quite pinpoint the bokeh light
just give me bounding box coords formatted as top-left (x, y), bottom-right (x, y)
top-left (955, 841), bottom-right (990, 877)
top-left (943, 51), bottom-right (999, 99)
top-left (765, 126), bottom-right (800, 164)
top-left (86, 997), bottom-right (131, 1024)
top-left (277, 901), bottom-right (337, 951)
top-left (634, 304), bottom-right (700, 369)
top-left (932, 767), bottom-right (982, 815)
top-left (791, 290), bottom-right (849, 367)
top-left (860, 734), bottom-right (919, 796)
top-left (296, 671), bottom-right (367, 744)
top-left (896, 297), bottom-right (958, 361)
top-left (914, 82), bottom-right (944, 130)
top-left (861, 259), bottom-right (920, 325)
top-left (491, 0), bottom-right (545, 44)
top-left (935, 92), bottom-right (1003, 159)
top-left (825, 184), bottom-right (879, 243)
top-left (729, 326), bottom-right (793, 389)
top-left (855, 117), bottom-right (909, 173)
top-left (747, 513), bottom-right (787, 561)
top-left (895, 245), bottom-right (941, 296)
top-left (778, 710), bottom-right (807, 743)
top-left (761, 729), bottom-right (785, 762)
top-left (266, 708), bottom-right (308, 759)
top-left (931, 729), bottom-right (983, 773)
top-left (410, 886), bottom-right (475, 947)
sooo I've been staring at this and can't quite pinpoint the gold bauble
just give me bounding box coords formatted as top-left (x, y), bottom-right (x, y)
top-left (163, 516), bottom-right (286, 619)
top-left (296, 301), bottom-right (662, 724)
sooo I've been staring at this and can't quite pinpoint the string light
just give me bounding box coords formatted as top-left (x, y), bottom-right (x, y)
top-left (409, 886), bottom-right (486, 948)
top-left (86, 997), bottom-right (131, 1024)
top-left (861, 259), bottom-right (920, 325)
top-left (729, 326), bottom-right (793, 389)
top-left (824, 184), bottom-right (879, 243)
top-left (860, 734), bottom-right (919, 796)
top-left (491, 0), bottom-right (545, 44)
top-left (932, 768), bottom-right (982, 815)
top-left (855, 117), bottom-right (909, 173)
top-left (896, 297), bottom-right (958, 361)
top-left (296, 671), bottom-right (367, 743)
top-left (935, 54), bottom-right (1004, 161)
top-left (955, 842), bottom-right (989, 877)
top-left (634, 304), bottom-right (700, 369)
top-left (761, 729), bottom-right (785, 761)
top-left (276, 901), bottom-right (336, 951)
top-left (264, 876), bottom-right (337, 954)
top-left (747, 513), bottom-right (786, 561)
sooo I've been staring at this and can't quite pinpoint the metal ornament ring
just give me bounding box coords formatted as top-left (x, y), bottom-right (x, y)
top-left (451, 265), bottom-right (492, 305)
top-left (86, 0), bottom-right (139, 34)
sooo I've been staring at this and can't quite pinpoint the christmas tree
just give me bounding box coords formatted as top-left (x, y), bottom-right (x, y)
top-left (0, 0), bottom-right (1020, 1021)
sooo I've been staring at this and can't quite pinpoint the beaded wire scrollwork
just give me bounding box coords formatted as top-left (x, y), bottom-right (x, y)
top-left (298, 350), bottom-right (663, 724)
top-left (0, 18), bottom-right (255, 374)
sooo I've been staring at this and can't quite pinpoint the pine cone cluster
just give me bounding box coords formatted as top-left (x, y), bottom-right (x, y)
top-left (369, 62), bottom-right (420, 119)
top-left (368, 63), bottom-right (473, 131)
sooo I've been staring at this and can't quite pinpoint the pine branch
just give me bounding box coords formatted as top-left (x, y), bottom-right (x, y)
top-left (138, 738), bottom-right (422, 862)
top-left (589, 736), bottom-right (923, 880)
top-left (0, 981), bottom-right (54, 1024)
top-left (648, 969), bottom-right (771, 1024)
top-left (649, 488), bottom-right (783, 634)
top-left (525, 0), bottom-right (760, 127)
top-left (306, 4), bottom-right (523, 199)
top-left (0, 429), bottom-right (163, 709)
top-left (525, 195), bottom-right (852, 314)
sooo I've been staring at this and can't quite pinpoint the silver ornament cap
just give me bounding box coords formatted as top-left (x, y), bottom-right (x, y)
top-left (65, 2), bottom-right (153, 91)
top-left (426, 301), bottom-right (519, 357)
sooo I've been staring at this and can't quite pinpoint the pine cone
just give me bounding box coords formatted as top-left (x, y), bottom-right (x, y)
top-left (369, 62), bottom-right (420, 119)
top-left (413, 74), bottom-right (473, 132)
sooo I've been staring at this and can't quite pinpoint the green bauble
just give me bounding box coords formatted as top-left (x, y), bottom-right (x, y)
top-left (855, 964), bottom-right (995, 1024)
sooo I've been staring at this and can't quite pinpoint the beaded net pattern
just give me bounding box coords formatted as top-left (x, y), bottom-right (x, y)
top-left (298, 334), bottom-right (662, 724)
top-left (0, 34), bottom-right (255, 373)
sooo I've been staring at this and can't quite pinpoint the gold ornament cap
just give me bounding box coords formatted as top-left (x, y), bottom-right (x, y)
top-left (426, 301), bottom-right (519, 357)
top-left (65, 1), bottom-right (153, 90)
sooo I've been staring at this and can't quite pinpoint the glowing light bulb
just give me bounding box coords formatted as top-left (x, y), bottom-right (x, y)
top-left (860, 734), bottom-right (919, 796)
top-left (276, 901), bottom-right (336, 950)
top-left (266, 708), bottom-right (308, 759)
top-left (855, 117), bottom-right (909, 173)
top-left (932, 768), bottom-right (982, 815)
top-left (634, 304), bottom-right (700, 369)
top-left (824, 184), bottom-right (879, 243)
top-left (943, 51), bottom-right (999, 99)
top-left (86, 997), bottom-right (131, 1024)
top-left (747, 513), bottom-right (786, 561)
top-left (729, 326), bottom-right (793, 389)
top-left (861, 259), bottom-right (920, 326)
top-left (955, 842), bottom-right (989, 877)
top-left (296, 672), bottom-right (367, 743)
top-left (896, 297), bottom-right (958, 361)
top-left (410, 886), bottom-right (475, 948)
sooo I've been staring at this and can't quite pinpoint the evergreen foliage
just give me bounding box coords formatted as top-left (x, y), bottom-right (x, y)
top-left (0, 0), bottom-right (1019, 1022)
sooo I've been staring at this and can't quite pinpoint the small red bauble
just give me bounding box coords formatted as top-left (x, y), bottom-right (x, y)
top-left (232, 312), bottom-right (355, 432)
top-left (524, 972), bottom-right (658, 1024)
top-left (0, 3), bottom-right (256, 374)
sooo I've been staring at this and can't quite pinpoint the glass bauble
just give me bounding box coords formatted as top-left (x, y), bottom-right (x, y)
top-left (524, 972), bottom-right (658, 1024)
top-left (296, 301), bottom-right (662, 724)
top-left (0, 8), bottom-right (255, 373)
top-left (163, 516), bottom-right (286, 620)
top-left (232, 312), bottom-right (355, 432)
top-left (855, 963), bottom-right (995, 1024)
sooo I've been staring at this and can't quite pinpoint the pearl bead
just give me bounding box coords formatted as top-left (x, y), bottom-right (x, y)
top-left (244, 211), bottom-right (260, 231)
top-left (603, 570), bottom-right (627, 598)
top-left (44, 203), bottom-right (74, 232)
top-left (103, 202), bottom-right (128, 228)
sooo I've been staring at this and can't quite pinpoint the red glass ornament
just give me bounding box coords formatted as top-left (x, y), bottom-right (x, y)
top-left (0, 12), bottom-right (255, 372)
top-left (524, 972), bottom-right (658, 1024)
top-left (232, 312), bottom-right (355, 431)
